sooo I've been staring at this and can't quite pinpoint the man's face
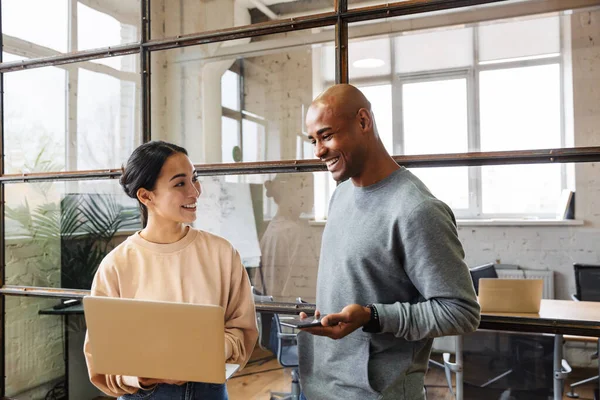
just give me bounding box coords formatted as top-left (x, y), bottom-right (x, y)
top-left (306, 103), bottom-right (365, 182)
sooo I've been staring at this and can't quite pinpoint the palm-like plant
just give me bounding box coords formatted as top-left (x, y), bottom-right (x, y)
top-left (7, 193), bottom-right (140, 289)
top-left (60, 194), bottom-right (140, 289)
top-left (6, 148), bottom-right (140, 289)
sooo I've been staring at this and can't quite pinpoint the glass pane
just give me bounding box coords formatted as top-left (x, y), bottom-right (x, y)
top-left (2, 0), bottom-right (68, 52)
top-left (5, 296), bottom-right (68, 398)
top-left (358, 84), bottom-right (393, 154)
top-left (394, 27), bottom-right (473, 74)
top-left (410, 167), bottom-right (470, 211)
top-left (5, 171), bottom-right (324, 302)
top-left (149, 0), bottom-right (334, 39)
top-left (480, 64), bottom-right (561, 151)
top-left (3, 54), bottom-right (140, 174)
top-left (195, 173), bottom-right (320, 302)
top-left (478, 15), bottom-right (560, 63)
top-left (402, 78), bottom-right (468, 154)
top-left (222, 69), bottom-right (241, 111)
top-left (324, 36), bottom-right (392, 82)
top-left (402, 78), bottom-right (470, 209)
top-left (76, 56), bottom-right (141, 170)
top-left (5, 179), bottom-right (142, 289)
top-left (77, 1), bottom-right (140, 53)
top-left (242, 119), bottom-right (266, 162)
top-left (3, 53), bottom-right (66, 174)
top-left (150, 28), bottom-right (334, 163)
top-left (481, 164), bottom-right (563, 216)
top-left (222, 117), bottom-right (240, 163)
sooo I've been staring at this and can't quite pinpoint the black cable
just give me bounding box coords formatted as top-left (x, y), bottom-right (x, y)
top-left (44, 380), bottom-right (66, 400)
top-left (229, 366), bottom-right (285, 379)
top-left (247, 355), bottom-right (276, 365)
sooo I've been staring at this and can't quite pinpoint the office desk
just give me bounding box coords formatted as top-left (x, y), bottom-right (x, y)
top-left (446, 300), bottom-right (600, 400)
top-left (255, 300), bottom-right (600, 400)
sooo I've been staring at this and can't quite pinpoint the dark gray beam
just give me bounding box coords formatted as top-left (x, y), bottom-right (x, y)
top-left (1, 147), bottom-right (600, 183)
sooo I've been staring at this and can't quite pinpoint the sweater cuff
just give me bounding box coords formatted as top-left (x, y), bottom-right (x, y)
top-left (121, 375), bottom-right (142, 389)
top-left (225, 337), bottom-right (233, 361)
top-left (374, 303), bottom-right (402, 335)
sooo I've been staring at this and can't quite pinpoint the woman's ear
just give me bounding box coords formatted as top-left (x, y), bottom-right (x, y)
top-left (137, 188), bottom-right (153, 208)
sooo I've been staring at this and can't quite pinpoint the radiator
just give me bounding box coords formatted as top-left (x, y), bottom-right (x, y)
top-left (496, 269), bottom-right (555, 299)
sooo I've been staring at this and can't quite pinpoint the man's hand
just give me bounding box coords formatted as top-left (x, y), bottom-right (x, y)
top-left (298, 304), bottom-right (371, 339)
top-left (138, 377), bottom-right (185, 387)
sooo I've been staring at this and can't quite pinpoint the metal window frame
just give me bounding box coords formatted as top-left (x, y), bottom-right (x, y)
top-left (1, 0), bottom-right (600, 396)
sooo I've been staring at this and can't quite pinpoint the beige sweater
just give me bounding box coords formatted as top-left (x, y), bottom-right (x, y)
top-left (83, 228), bottom-right (258, 397)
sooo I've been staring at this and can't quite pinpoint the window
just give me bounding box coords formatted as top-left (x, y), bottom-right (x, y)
top-left (220, 63), bottom-right (267, 166)
top-left (3, 2), bottom-right (141, 240)
top-left (3, 1), bottom-right (140, 177)
top-left (315, 14), bottom-right (568, 220)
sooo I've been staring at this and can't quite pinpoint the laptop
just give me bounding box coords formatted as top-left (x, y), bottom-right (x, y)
top-left (83, 296), bottom-right (239, 384)
top-left (478, 278), bottom-right (543, 313)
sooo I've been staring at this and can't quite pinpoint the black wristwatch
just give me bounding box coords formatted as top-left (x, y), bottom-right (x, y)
top-left (362, 304), bottom-right (381, 333)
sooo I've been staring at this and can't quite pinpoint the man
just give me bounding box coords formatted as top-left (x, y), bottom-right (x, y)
top-left (297, 84), bottom-right (480, 400)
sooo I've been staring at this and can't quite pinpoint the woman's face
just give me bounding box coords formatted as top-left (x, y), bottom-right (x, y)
top-left (145, 152), bottom-right (201, 225)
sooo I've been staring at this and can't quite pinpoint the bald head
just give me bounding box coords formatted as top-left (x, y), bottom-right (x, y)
top-left (311, 84), bottom-right (372, 118)
top-left (305, 84), bottom-right (398, 186)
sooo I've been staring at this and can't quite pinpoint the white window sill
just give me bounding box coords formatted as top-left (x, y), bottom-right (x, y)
top-left (457, 219), bottom-right (584, 226)
top-left (309, 219), bottom-right (585, 227)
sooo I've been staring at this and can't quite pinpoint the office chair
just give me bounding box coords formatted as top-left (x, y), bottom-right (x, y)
top-left (269, 313), bottom-right (301, 400)
top-left (566, 263), bottom-right (600, 400)
top-left (252, 289), bottom-right (276, 354)
top-left (251, 287), bottom-right (300, 400)
top-left (438, 263), bottom-right (501, 393)
top-left (470, 262), bottom-right (498, 292)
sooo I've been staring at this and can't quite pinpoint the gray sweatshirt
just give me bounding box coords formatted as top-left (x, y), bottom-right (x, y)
top-left (298, 167), bottom-right (480, 400)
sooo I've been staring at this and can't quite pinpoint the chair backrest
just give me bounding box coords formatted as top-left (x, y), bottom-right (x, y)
top-left (251, 287), bottom-right (275, 351)
top-left (574, 263), bottom-right (600, 302)
top-left (469, 263), bottom-right (498, 295)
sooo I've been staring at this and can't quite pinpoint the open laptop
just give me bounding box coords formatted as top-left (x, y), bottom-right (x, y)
top-left (83, 296), bottom-right (239, 384)
top-left (478, 278), bottom-right (543, 313)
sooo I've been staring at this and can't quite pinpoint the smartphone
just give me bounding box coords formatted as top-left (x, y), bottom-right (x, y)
top-left (279, 315), bottom-right (326, 329)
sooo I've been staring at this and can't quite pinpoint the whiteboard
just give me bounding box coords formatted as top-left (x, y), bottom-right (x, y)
top-left (194, 177), bottom-right (261, 267)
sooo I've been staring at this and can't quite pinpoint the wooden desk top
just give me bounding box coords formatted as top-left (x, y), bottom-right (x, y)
top-left (480, 299), bottom-right (600, 337)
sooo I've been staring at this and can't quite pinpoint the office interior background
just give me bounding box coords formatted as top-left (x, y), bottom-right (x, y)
top-left (0, 0), bottom-right (599, 399)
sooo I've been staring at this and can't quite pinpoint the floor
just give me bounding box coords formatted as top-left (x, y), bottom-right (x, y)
top-left (226, 349), bottom-right (599, 400)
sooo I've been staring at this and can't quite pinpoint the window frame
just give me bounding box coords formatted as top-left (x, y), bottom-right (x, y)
top-left (317, 19), bottom-right (568, 220)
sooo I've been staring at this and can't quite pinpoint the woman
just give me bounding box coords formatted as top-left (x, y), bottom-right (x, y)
top-left (83, 140), bottom-right (258, 399)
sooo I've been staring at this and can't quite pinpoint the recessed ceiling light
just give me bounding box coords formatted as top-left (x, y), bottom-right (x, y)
top-left (353, 58), bottom-right (385, 69)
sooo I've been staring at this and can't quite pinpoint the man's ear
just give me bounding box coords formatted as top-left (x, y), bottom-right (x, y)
top-left (357, 108), bottom-right (373, 131)
top-left (137, 188), bottom-right (153, 208)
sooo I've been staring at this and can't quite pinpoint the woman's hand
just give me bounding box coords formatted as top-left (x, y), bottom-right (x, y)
top-left (138, 377), bottom-right (185, 387)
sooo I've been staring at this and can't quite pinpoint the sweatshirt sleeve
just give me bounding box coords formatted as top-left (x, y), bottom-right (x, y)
top-left (376, 200), bottom-right (481, 341)
top-left (223, 247), bottom-right (259, 369)
top-left (83, 261), bottom-right (146, 397)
